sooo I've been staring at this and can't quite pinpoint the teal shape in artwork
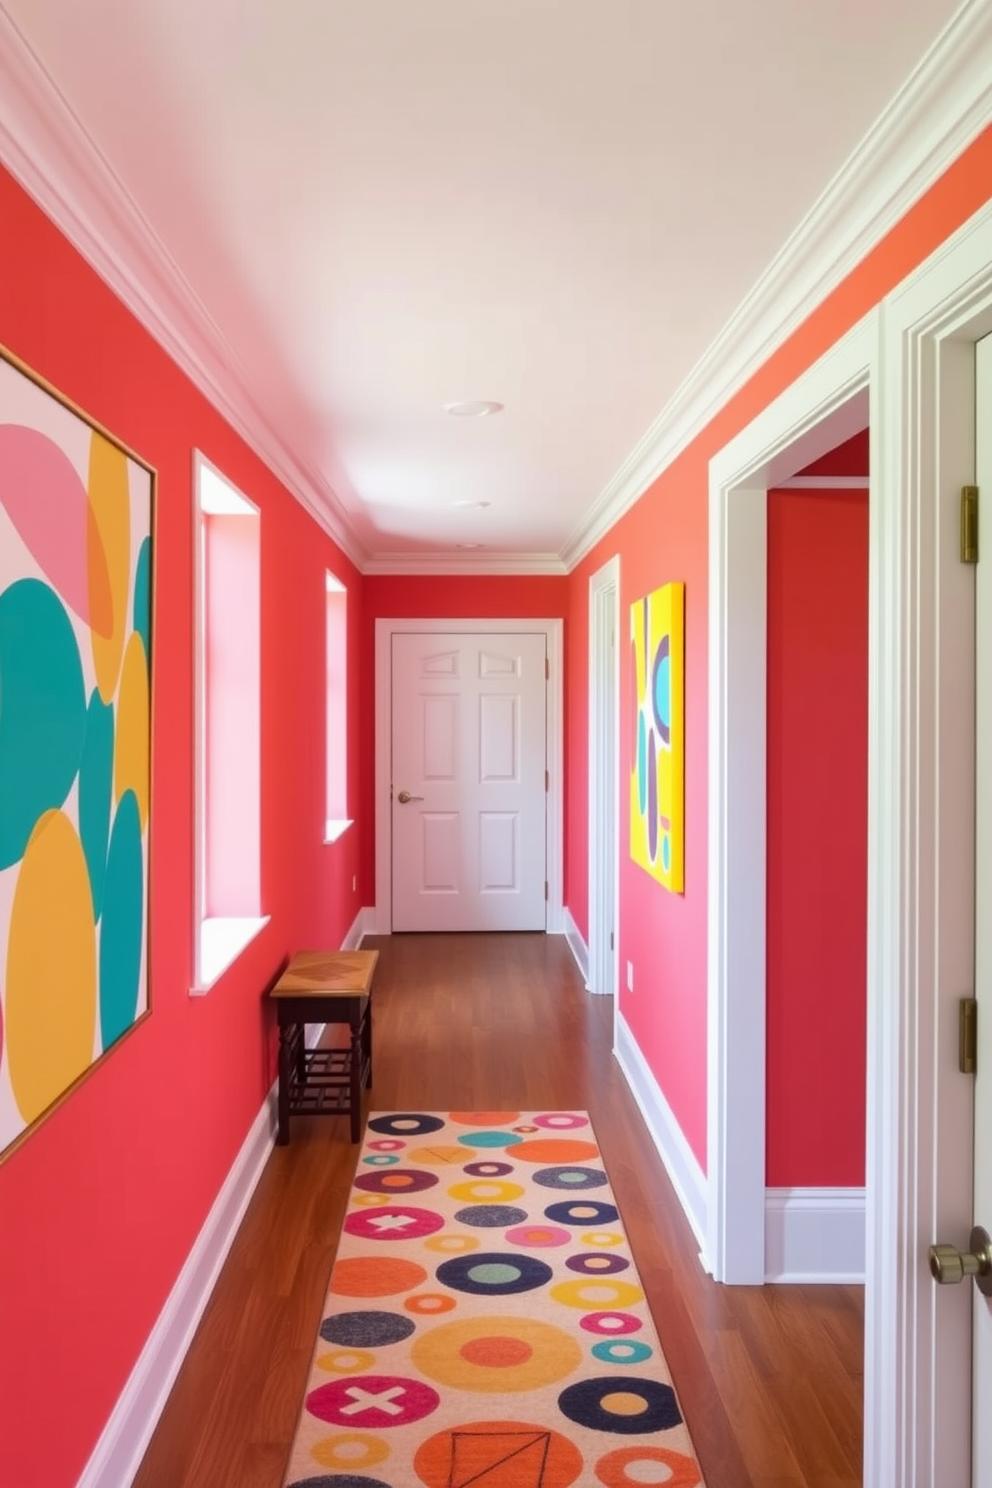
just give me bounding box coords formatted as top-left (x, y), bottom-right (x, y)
top-left (99, 788), bottom-right (144, 1050)
top-left (636, 707), bottom-right (647, 816)
top-left (132, 536), bottom-right (151, 661)
top-left (79, 689), bottom-right (115, 921)
top-left (0, 578), bottom-right (87, 869)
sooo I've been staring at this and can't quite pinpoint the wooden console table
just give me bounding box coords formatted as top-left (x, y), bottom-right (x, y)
top-left (270, 948), bottom-right (377, 1144)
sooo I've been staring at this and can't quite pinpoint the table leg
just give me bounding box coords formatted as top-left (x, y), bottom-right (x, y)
top-left (365, 996), bottom-right (373, 1088)
top-left (349, 1010), bottom-right (362, 1142)
top-left (277, 1020), bottom-right (293, 1145)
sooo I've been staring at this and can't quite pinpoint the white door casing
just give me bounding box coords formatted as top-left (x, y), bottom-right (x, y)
top-left (972, 331), bottom-right (992, 1482)
top-left (373, 618), bottom-right (564, 936)
top-left (390, 631), bottom-right (547, 932)
top-left (589, 555), bottom-right (620, 997)
top-left (707, 321), bottom-right (873, 1288)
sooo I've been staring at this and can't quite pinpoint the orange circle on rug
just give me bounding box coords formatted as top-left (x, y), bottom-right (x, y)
top-left (351, 1192), bottom-right (392, 1207)
top-left (330, 1256), bottom-right (428, 1296)
top-left (550, 1278), bottom-right (644, 1310)
top-left (459, 1336), bottom-right (533, 1367)
top-left (404, 1293), bottom-right (456, 1315)
top-left (595, 1445), bottom-right (701, 1488)
top-left (311, 1432), bottom-right (390, 1470)
top-left (406, 1144), bottom-right (472, 1166)
top-left (448, 1111), bottom-right (521, 1125)
top-left (512, 1138), bottom-right (600, 1164)
top-left (316, 1348), bottom-right (375, 1374)
top-left (414, 1419), bottom-right (583, 1488)
top-left (411, 1315), bottom-right (581, 1392)
top-left (423, 1233), bottom-right (480, 1254)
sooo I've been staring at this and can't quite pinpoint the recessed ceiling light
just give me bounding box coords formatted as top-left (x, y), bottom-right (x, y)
top-left (453, 500), bottom-right (491, 508)
top-left (456, 542), bottom-right (483, 549)
top-left (444, 400), bottom-right (504, 417)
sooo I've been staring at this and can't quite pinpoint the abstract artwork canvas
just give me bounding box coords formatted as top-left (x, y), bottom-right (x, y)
top-left (630, 583), bottom-right (684, 892)
top-left (0, 346), bottom-right (154, 1161)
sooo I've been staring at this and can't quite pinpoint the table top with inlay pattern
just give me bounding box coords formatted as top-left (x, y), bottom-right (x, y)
top-left (270, 948), bottom-right (378, 1000)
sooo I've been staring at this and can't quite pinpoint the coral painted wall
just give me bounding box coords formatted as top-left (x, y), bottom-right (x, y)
top-left (0, 166), bottom-right (363, 1488)
top-left (566, 122), bottom-right (992, 1174)
top-left (766, 485), bottom-right (869, 1186)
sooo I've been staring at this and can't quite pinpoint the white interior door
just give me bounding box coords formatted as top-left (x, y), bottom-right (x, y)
top-left (390, 631), bottom-right (547, 931)
top-left (973, 332), bottom-right (992, 1481)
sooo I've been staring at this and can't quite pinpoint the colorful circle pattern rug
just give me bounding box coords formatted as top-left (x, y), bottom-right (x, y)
top-left (282, 1112), bottom-right (704, 1488)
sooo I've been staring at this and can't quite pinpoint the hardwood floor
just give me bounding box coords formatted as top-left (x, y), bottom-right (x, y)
top-left (132, 933), bottom-right (863, 1488)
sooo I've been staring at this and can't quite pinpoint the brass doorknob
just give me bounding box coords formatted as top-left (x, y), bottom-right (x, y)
top-left (929, 1225), bottom-right (992, 1296)
top-left (396, 790), bottom-right (424, 804)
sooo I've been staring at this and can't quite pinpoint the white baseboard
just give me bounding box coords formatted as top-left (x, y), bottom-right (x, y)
top-left (613, 1011), bottom-right (708, 1257)
top-left (562, 907), bottom-right (590, 985)
top-left (764, 1186), bottom-right (866, 1282)
top-left (341, 906), bottom-right (375, 949)
top-left (76, 1086), bottom-right (278, 1488)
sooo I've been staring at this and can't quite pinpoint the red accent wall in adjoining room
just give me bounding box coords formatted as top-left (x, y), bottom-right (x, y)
top-left (0, 167), bottom-right (364, 1488)
top-left (359, 575), bottom-right (571, 905)
top-left (564, 123), bottom-right (992, 1176)
top-left (766, 487), bottom-right (869, 1187)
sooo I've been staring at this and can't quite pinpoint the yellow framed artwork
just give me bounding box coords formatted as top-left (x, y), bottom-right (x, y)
top-left (630, 582), bottom-right (684, 892)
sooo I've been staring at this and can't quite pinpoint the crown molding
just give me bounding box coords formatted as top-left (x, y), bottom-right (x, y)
top-left (363, 550), bottom-right (568, 577)
top-left (560, 0), bottom-right (992, 571)
top-left (0, 7), bottom-right (368, 571)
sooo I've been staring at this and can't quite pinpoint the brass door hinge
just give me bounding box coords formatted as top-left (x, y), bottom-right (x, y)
top-left (960, 996), bottom-right (978, 1074)
top-left (545, 769), bottom-right (549, 792)
top-left (544, 880), bottom-right (549, 901)
top-left (961, 485), bottom-right (979, 564)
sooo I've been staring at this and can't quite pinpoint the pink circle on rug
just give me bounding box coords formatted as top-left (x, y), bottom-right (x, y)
top-left (306, 1373), bottom-right (439, 1428)
top-left (368, 1139), bottom-right (406, 1152)
top-left (343, 1206), bottom-right (445, 1241)
top-left (534, 1112), bottom-right (589, 1130)
top-left (579, 1311), bottom-right (644, 1336)
top-left (504, 1224), bottom-right (572, 1248)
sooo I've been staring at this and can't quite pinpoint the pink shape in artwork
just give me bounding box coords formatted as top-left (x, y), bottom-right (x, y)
top-left (0, 424), bottom-right (110, 631)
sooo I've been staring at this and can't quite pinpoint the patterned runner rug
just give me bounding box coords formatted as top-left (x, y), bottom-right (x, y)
top-left (283, 1110), bottom-right (704, 1488)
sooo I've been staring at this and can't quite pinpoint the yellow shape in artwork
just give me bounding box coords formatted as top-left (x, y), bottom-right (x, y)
top-left (6, 810), bottom-right (97, 1124)
top-left (88, 432), bottom-right (131, 702)
top-left (114, 630), bottom-right (150, 828)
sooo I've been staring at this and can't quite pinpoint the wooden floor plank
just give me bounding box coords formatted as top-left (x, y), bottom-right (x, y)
top-left (132, 932), bottom-right (863, 1488)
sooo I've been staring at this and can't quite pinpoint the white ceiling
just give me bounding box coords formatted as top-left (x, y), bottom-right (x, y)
top-left (0, 0), bottom-right (976, 569)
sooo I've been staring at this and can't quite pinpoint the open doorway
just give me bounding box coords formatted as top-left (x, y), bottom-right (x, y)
top-left (705, 328), bottom-right (872, 1288)
top-left (764, 430), bottom-right (869, 1281)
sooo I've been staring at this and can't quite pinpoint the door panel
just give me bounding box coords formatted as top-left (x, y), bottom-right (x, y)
top-left (391, 631), bottom-right (547, 931)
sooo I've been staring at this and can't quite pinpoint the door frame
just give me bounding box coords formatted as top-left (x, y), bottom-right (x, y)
top-left (707, 320), bottom-right (873, 1287)
top-left (373, 617), bottom-right (564, 935)
top-left (709, 194), bottom-right (992, 1485)
top-left (588, 555), bottom-right (621, 996)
